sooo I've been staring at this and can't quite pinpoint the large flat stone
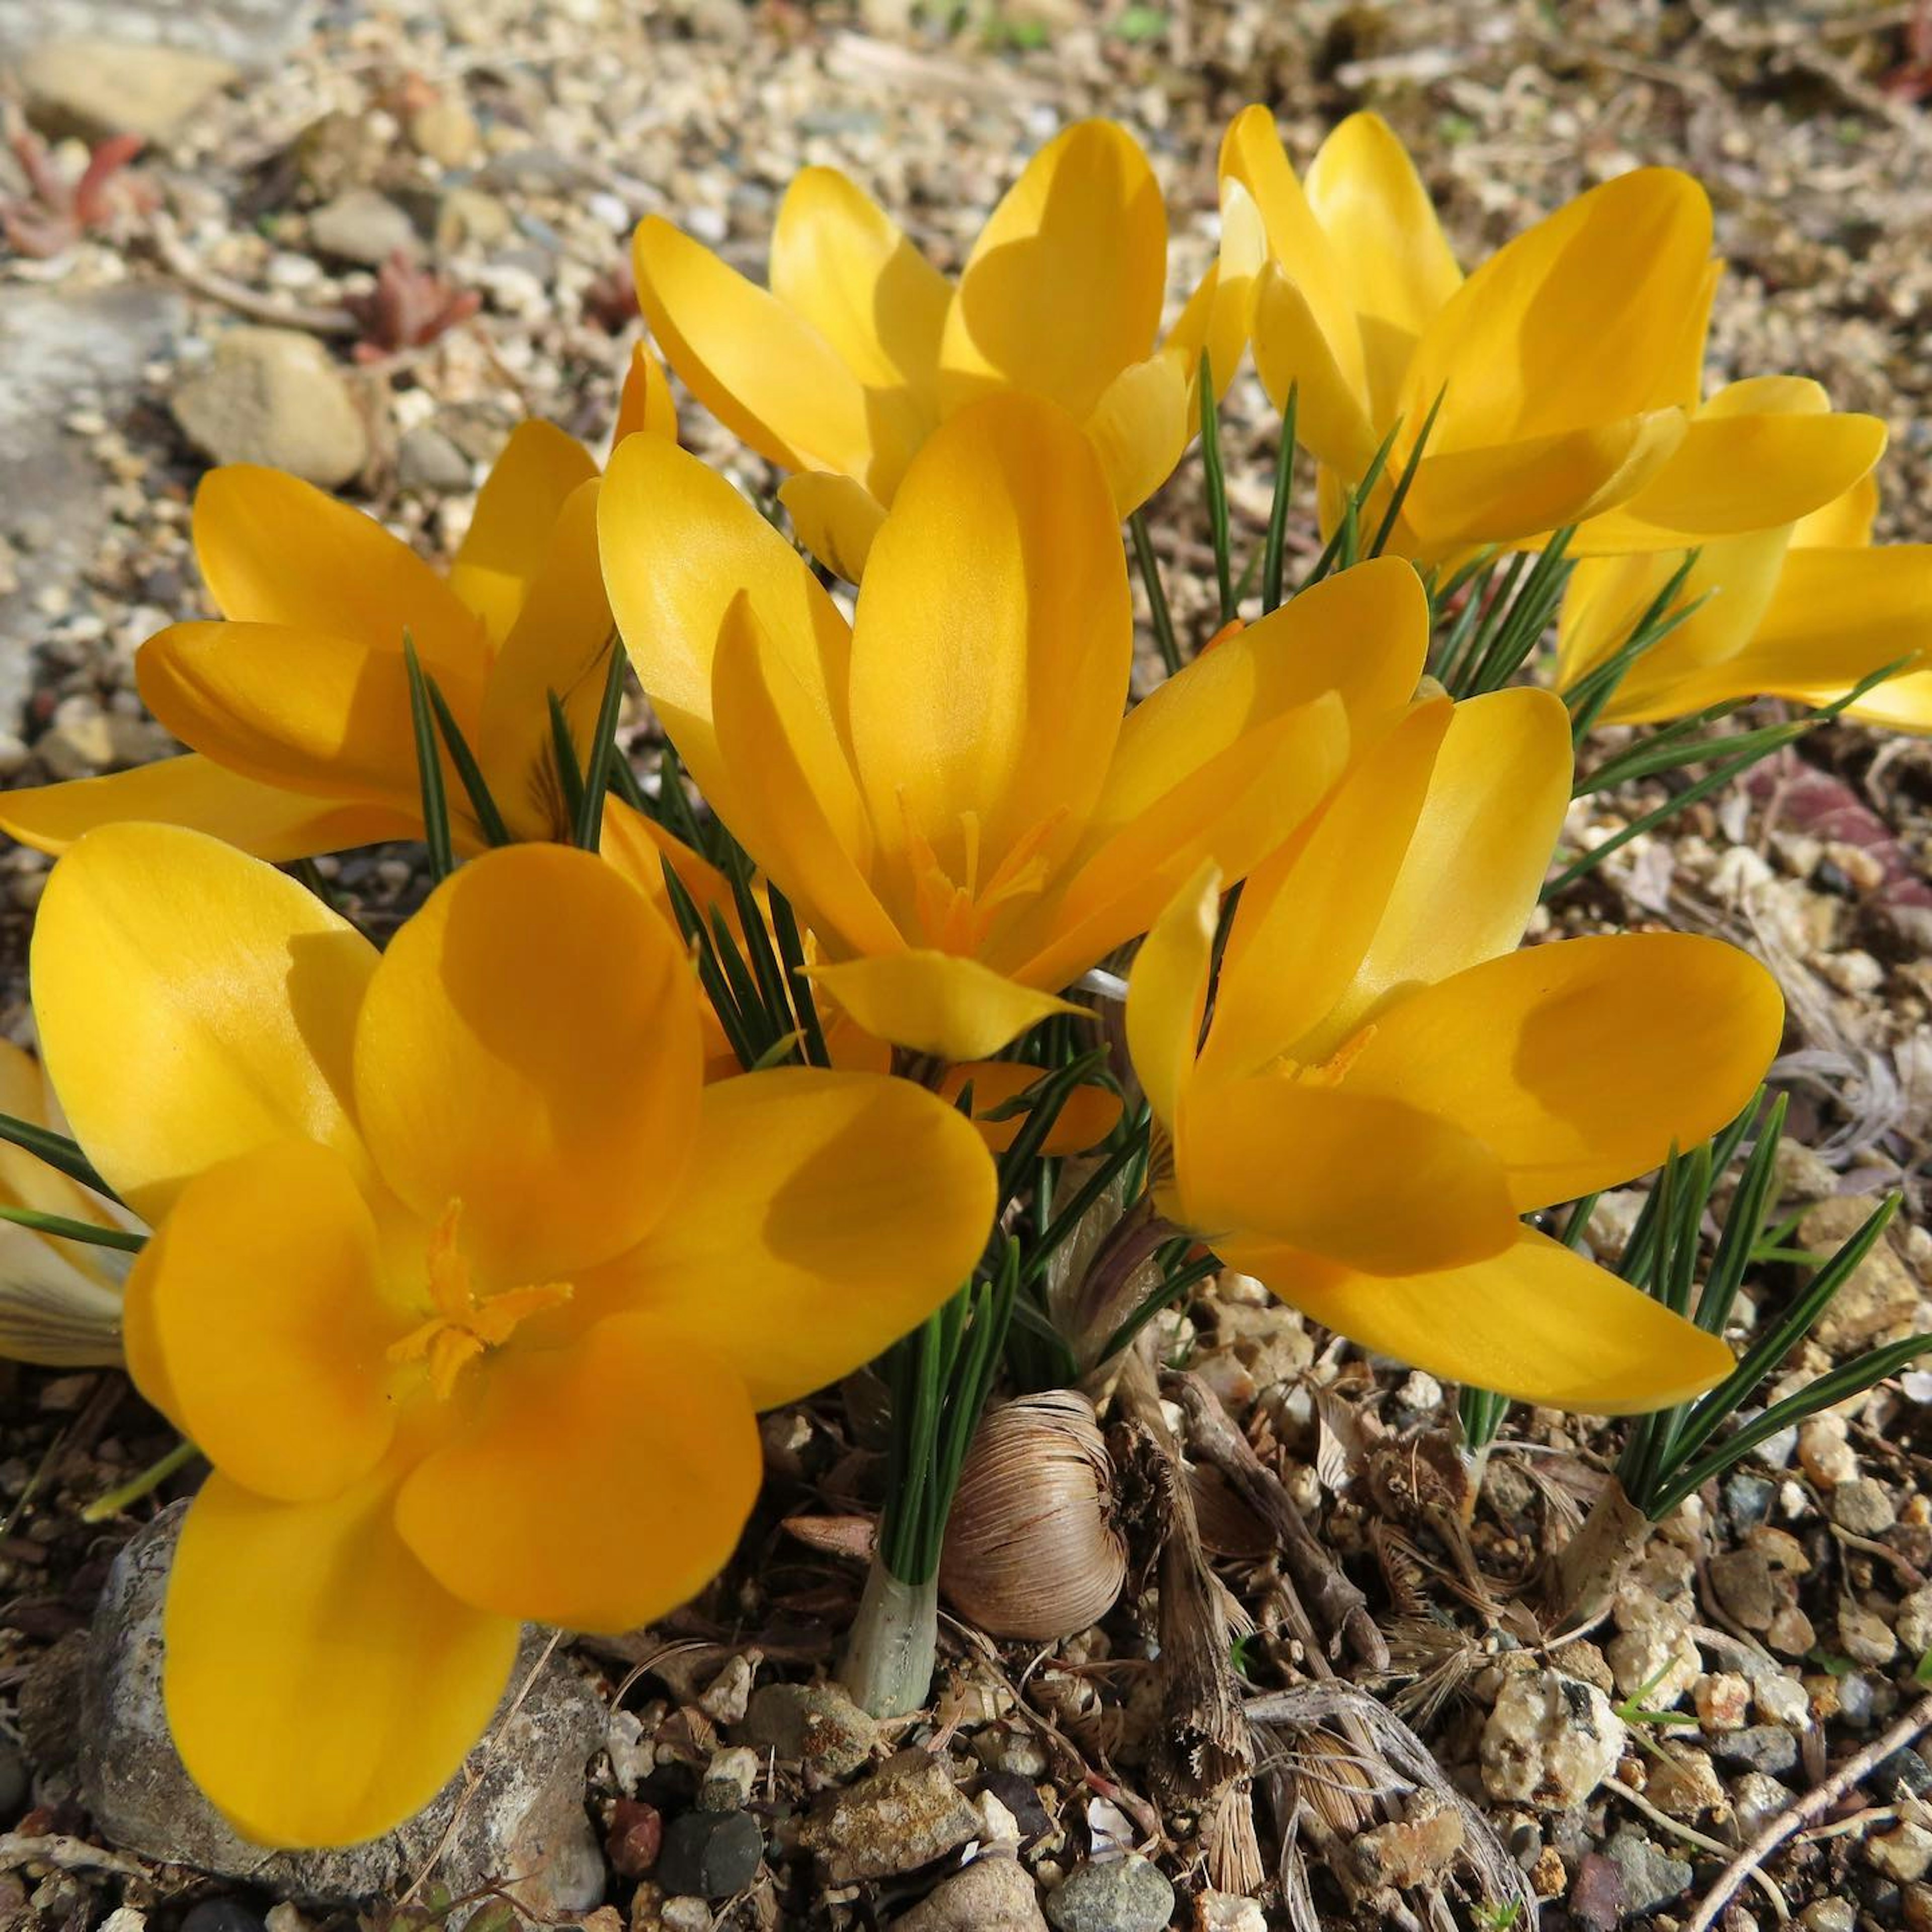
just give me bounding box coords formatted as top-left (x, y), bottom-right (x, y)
top-left (0, 0), bottom-right (313, 69)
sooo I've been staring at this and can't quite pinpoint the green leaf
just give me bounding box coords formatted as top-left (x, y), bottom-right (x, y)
top-left (1367, 383), bottom-right (1443, 559)
top-left (0, 1201), bottom-right (143, 1253)
top-left (573, 636), bottom-right (630, 852)
top-left (403, 630), bottom-right (454, 883)
top-left (0, 1110), bottom-right (115, 1199)
top-left (424, 675), bottom-right (511, 848)
top-left (1261, 383), bottom-right (1298, 616)
top-left (1198, 349), bottom-right (1235, 625)
top-left (546, 691), bottom-right (586, 836)
top-left (1128, 509), bottom-right (1181, 677)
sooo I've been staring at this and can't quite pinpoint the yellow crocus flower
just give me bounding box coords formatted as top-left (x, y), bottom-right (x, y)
top-left (31, 825), bottom-right (994, 1847)
top-left (600, 392), bottom-right (1428, 1064)
top-left (631, 119), bottom-right (1259, 579)
top-left (1126, 686), bottom-right (1784, 1410)
top-left (0, 419), bottom-right (716, 910)
top-left (1227, 108), bottom-right (1727, 561)
top-left (1560, 410), bottom-right (1932, 727)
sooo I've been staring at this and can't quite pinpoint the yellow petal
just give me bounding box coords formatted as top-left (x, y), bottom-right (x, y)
top-left (122, 1141), bottom-right (397, 1502)
top-left (1083, 350), bottom-right (1191, 516)
top-left (394, 1311), bottom-right (759, 1633)
top-left (32, 823), bottom-right (376, 1222)
top-left (0, 1227), bottom-right (124, 1365)
top-left (475, 477), bottom-right (616, 841)
top-left (1312, 687), bottom-right (1573, 1053)
top-left (1203, 695), bottom-right (1452, 1086)
top-left (1219, 106), bottom-right (1369, 416)
top-left (0, 754), bottom-right (415, 862)
top-left (937, 1062), bottom-right (1123, 1156)
top-left (166, 1466), bottom-right (518, 1847)
top-left (1226, 1227), bottom-right (1734, 1414)
top-left (633, 214), bottom-right (875, 481)
top-left (1403, 167), bottom-right (1712, 455)
top-left (1399, 408), bottom-right (1688, 558)
top-left (0, 1041), bottom-right (128, 1257)
top-left (136, 621), bottom-right (477, 814)
top-left (1575, 378), bottom-right (1886, 551)
top-left (940, 120), bottom-right (1166, 422)
top-left (1164, 176), bottom-right (1269, 405)
top-left (848, 393), bottom-right (1131, 894)
top-left (599, 428), bottom-right (853, 823)
top-left (1794, 472), bottom-right (1878, 550)
top-left (769, 165), bottom-right (948, 494)
top-left (1248, 262), bottom-right (1382, 477)
top-left (353, 845), bottom-right (702, 1284)
top-left (1176, 1075), bottom-right (1517, 1275)
top-left (448, 421), bottom-right (599, 648)
top-left (778, 471), bottom-right (888, 583)
top-left (809, 949), bottom-right (1080, 1062)
top-left (1344, 932), bottom-right (1784, 1211)
top-left (193, 466), bottom-right (484, 684)
top-left (1125, 861), bottom-right (1219, 1131)
top-left (597, 795), bottom-right (736, 928)
top-left (711, 595), bottom-right (902, 956)
top-left (614, 340), bottom-right (678, 443)
top-left (591, 1067), bottom-right (996, 1408)
top-left (1304, 112), bottom-right (1461, 426)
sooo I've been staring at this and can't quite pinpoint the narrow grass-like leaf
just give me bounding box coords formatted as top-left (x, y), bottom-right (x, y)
top-left (1021, 1120), bottom-right (1146, 1286)
top-left (573, 636), bottom-right (630, 852)
top-left (1564, 548), bottom-right (1706, 744)
top-left (0, 1201), bottom-right (143, 1253)
top-left (404, 631), bottom-right (453, 883)
top-left (0, 1111), bottom-right (114, 1198)
top-left (546, 691), bottom-right (586, 836)
top-left (1128, 510), bottom-right (1182, 677)
top-left (1094, 1248), bottom-right (1221, 1369)
top-left (1695, 1093), bottom-right (1787, 1335)
top-left (660, 857), bottom-right (758, 1071)
top-left (767, 885), bottom-right (831, 1069)
top-left (1198, 350), bottom-right (1235, 624)
top-left (1300, 416), bottom-right (1400, 589)
top-left (1261, 382), bottom-right (1298, 615)
top-left (1367, 383), bottom-right (1443, 559)
top-left (424, 676), bottom-right (512, 847)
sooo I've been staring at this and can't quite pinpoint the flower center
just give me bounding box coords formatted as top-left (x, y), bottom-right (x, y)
top-left (387, 1200), bottom-right (572, 1400)
top-left (905, 808), bottom-right (1063, 954)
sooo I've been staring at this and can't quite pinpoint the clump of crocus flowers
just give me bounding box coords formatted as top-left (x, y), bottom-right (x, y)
top-left (0, 101), bottom-right (1924, 1855)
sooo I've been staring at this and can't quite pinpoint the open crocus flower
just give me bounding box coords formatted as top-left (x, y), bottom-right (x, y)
top-left (632, 119), bottom-right (1260, 579)
top-left (1224, 108), bottom-right (1722, 561)
top-left (1125, 686), bottom-right (1784, 1410)
top-left (1560, 439), bottom-right (1932, 729)
top-left (32, 826), bottom-right (994, 1846)
top-left (0, 1039), bottom-right (136, 1365)
top-left (0, 421), bottom-right (713, 910)
top-left (601, 392), bottom-right (1430, 1063)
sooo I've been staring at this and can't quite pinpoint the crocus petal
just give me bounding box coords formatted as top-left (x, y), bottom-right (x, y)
top-left (711, 596), bottom-right (902, 957)
top-left (614, 340), bottom-right (678, 443)
top-left (193, 466), bottom-right (484, 683)
top-left (394, 1311), bottom-right (759, 1633)
top-left (136, 621), bottom-right (477, 814)
top-left (1303, 112), bottom-right (1461, 425)
top-left (1310, 687), bottom-right (1573, 1054)
top-left (1177, 1076), bottom-right (1517, 1276)
top-left (600, 429), bottom-right (854, 820)
top-left (448, 421), bottom-right (600, 648)
top-left (475, 478), bottom-right (616, 842)
top-left (0, 1230), bottom-right (123, 1365)
top-left (1248, 262), bottom-right (1382, 477)
top-left (590, 1068), bottom-right (996, 1408)
top-left (0, 1040), bottom-right (127, 1245)
top-left (937, 1062), bottom-right (1123, 1156)
top-left (166, 1467), bottom-right (519, 1848)
top-left (769, 165), bottom-right (949, 494)
top-left (809, 949), bottom-right (1080, 1062)
top-left (1572, 377), bottom-right (1886, 552)
top-left (1225, 1227), bottom-right (1735, 1414)
top-left (1083, 351), bottom-right (1191, 515)
top-left (1219, 106), bottom-right (1369, 417)
top-left (1344, 932), bottom-right (1783, 1211)
top-left (597, 796), bottom-right (736, 932)
top-left (1203, 696), bottom-right (1451, 1087)
top-left (940, 119), bottom-right (1166, 422)
top-left (633, 214), bottom-right (876, 481)
top-left (33, 824), bottom-right (375, 1222)
top-left (849, 393), bottom-right (1131, 891)
top-left (778, 471), bottom-right (888, 583)
top-left (121, 1141), bottom-right (397, 1502)
top-left (353, 845), bottom-right (702, 1284)
top-left (1125, 861), bottom-right (1219, 1131)
top-left (0, 754), bottom-right (415, 862)
top-left (1402, 168), bottom-right (1712, 454)
top-left (1794, 473), bottom-right (1878, 550)
top-left (1164, 176), bottom-right (1269, 405)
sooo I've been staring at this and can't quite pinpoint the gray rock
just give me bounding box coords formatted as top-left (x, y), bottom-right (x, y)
top-left (1723, 1474), bottom-right (1776, 1531)
top-left (797, 1749), bottom-right (978, 1881)
top-left (395, 424), bottom-right (474, 494)
top-left (1568, 1852), bottom-right (1625, 1932)
top-left (309, 189), bottom-right (417, 268)
top-left (1044, 1854), bottom-right (1175, 1932)
top-left (80, 1505), bottom-right (604, 1916)
top-left (1831, 1478), bottom-right (1898, 1537)
top-left (656, 1809), bottom-right (763, 1900)
top-left (19, 38), bottom-right (236, 145)
top-left (0, 284), bottom-right (183, 682)
top-left (1868, 1747), bottom-right (1932, 1800)
top-left (895, 1854), bottom-right (1048, 1931)
top-left (1799, 1900), bottom-right (1856, 1932)
top-left (1607, 1829), bottom-right (1693, 1915)
top-left (1732, 1772), bottom-right (1793, 1836)
top-left (1480, 1671), bottom-right (1627, 1809)
top-left (740, 1681), bottom-right (880, 1782)
top-left (171, 328), bottom-right (368, 487)
top-left (0, 0), bottom-right (312, 67)
top-left (1711, 1726), bottom-right (1800, 1775)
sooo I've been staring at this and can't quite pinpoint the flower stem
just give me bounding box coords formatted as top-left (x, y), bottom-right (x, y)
top-left (82, 1438), bottom-right (200, 1523)
top-left (837, 1559), bottom-right (940, 1719)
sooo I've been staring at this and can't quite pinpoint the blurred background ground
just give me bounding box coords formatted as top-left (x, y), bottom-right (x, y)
top-left (3, 3), bottom-right (1932, 1930)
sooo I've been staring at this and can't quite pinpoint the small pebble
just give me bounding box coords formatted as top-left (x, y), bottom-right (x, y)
top-left (1839, 1599), bottom-right (1899, 1668)
top-left (1798, 1416), bottom-right (1859, 1488)
top-left (656, 1809), bottom-right (763, 1900)
top-left (1733, 1772), bottom-right (1794, 1836)
top-left (1695, 1672), bottom-right (1751, 1732)
top-left (1753, 1673), bottom-right (1810, 1729)
top-left (1800, 1900), bottom-right (1856, 1932)
top-left (1831, 1478), bottom-right (1899, 1536)
top-left (1867, 1748), bottom-right (1932, 1801)
top-left (1044, 1854), bottom-right (1175, 1932)
top-left (1711, 1726), bottom-right (1799, 1775)
top-left (1869, 1821), bottom-right (1932, 1886)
